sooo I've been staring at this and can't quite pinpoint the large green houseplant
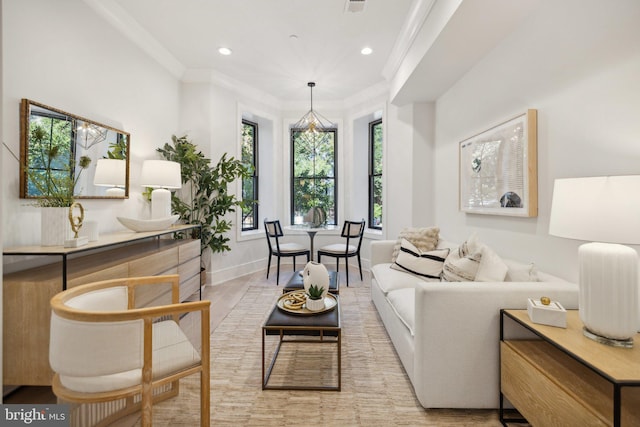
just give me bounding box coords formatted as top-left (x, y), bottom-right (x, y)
top-left (157, 135), bottom-right (252, 262)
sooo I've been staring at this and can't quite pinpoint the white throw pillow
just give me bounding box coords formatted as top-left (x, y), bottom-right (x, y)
top-left (391, 239), bottom-right (449, 281)
top-left (475, 245), bottom-right (508, 282)
top-left (504, 259), bottom-right (540, 282)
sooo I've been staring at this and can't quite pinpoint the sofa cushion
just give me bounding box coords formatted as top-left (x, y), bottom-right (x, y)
top-left (386, 287), bottom-right (415, 336)
top-left (391, 227), bottom-right (440, 263)
top-left (391, 239), bottom-right (449, 280)
top-left (372, 263), bottom-right (422, 294)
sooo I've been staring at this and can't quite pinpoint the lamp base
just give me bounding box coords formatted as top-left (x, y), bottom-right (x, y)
top-left (583, 327), bottom-right (633, 348)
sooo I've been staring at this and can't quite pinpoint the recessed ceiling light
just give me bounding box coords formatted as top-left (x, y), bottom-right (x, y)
top-left (218, 47), bottom-right (232, 56)
top-left (361, 47), bottom-right (373, 55)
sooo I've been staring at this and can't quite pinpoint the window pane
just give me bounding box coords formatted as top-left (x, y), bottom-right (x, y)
top-left (291, 129), bottom-right (337, 225)
top-left (241, 120), bottom-right (258, 231)
top-left (369, 119), bottom-right (383, 230)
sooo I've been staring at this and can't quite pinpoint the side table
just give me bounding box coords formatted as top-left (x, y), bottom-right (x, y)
top-left (500, 309), bottom-right (640, 426)
top-left (262, 299), bottom-right (341, 391)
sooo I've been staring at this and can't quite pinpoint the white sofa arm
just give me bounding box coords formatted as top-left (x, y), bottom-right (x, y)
top-left (370, 240), bottom-right (395, 266)
top-left (412, 280), bottom-right (579, 409)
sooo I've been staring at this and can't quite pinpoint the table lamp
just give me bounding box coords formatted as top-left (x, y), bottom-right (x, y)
top-left (549, 175), bottom-right (640, 347)
top-left (140, 160), bottom-right (182, 219)
top-left (93, 159), bottom-right (126, 197)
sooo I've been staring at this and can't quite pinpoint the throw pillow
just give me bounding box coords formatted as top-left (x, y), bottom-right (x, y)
top-left (391, 226), bottom-right (440, 263)
top-left (475, 244), bottom-right (508, 282)
top-left (504, 260), bottom-right (540, 282)
top-left (442, 239), bottom-right (482, 282)
top-left (391, 238), bottom-right (449, 281)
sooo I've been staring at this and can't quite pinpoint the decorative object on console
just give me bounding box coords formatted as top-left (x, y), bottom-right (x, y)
top-left (459, 109), bottom-right (537, 217)
top-left (140, 159), bottom-right (182, 219)
top-left (116, 215), bottom-right (179, 232)
top-left (549, 175), bottom-right (640, 347)
top-left (303, 261), bottom-right (329, 299)
top-left (93, 158), bottom-right (126, 197)
top-left (64, 202), bottom-right (88, 248)
top-left (526, 297), bottom-right (567, 328)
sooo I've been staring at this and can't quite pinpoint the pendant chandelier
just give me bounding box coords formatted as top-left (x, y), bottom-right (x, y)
top-left (292, 82), bottom-right (335, 133)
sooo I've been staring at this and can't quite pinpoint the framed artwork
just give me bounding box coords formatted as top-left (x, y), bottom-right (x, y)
top-left (459, 109), bottom-right (537, 217)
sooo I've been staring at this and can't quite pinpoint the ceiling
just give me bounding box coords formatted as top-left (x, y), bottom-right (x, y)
top-left (103, 0), bottom-right (415, 103)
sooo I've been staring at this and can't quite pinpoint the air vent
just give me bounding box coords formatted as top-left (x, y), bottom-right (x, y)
top-left (345, 0), bottom-right (366, 13)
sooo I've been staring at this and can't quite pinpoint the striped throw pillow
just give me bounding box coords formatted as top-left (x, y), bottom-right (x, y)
top-left (391, 238), bottom-right (449, 281)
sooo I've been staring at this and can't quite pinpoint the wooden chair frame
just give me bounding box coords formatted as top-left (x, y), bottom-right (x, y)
top-left (50, 275), bottom-right (210, 427)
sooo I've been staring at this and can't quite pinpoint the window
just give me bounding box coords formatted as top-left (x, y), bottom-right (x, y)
top-left (369, 119), bottom-right (383, 229)
top-left (291, 129), bottom-right (337, 225)
top-left (241, 119), bottom-right (258, 231)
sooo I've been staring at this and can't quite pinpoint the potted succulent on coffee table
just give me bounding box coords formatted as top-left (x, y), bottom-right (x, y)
top-left (306, 284), bottom-right (326, 311)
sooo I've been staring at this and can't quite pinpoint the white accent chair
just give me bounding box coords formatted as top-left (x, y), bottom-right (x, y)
top-left (49, 275), bottom-right (210, 427)
top-left (317, 219), bottom-right (365, 286)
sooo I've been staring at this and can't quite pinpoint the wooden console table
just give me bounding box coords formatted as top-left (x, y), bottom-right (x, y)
top-left (3, 224), bottom-right (202, 386)
top-left (500, 309), bottom-right (640, 426)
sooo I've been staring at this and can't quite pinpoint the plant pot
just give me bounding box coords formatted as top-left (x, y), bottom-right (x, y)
top-left (306, 297), bottom-right (325, 312)
top-left (41, 207), bottom-right (72, 246)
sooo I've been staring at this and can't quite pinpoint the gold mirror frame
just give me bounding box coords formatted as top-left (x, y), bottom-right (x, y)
top-left (19, 99), bottom-right (130, 200)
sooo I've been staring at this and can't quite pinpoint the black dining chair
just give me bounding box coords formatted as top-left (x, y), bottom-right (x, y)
top-left (264, 219), bottom-right (310, 285)
top-left (317, 219), bottom-right (365, 286)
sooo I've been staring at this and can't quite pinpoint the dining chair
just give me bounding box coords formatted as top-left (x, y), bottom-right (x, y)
top-left (49, 275), bottom-right (210, 427)
top-left (264, 219), bottom-right (310, 285)
top-left (317, 219), bottom-right (366, 286)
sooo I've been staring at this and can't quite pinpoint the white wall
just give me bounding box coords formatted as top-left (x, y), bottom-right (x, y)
top-left (433, 0), bottom-right (640, 281)
top-left (2, 0), bottom-right (181, 248)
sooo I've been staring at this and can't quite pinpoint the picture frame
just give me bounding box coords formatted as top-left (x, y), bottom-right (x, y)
top-left (459, 109), bottom-right (537, 217)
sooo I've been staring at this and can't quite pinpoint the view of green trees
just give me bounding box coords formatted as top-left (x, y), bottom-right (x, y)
top-left (27, 114), bottom-right (80, 206)
top-left (241, 120), bottom-right (258, 230)
top-left (370, 120), bottom-right (383, 228)
top-left (291, 129), bottom-right (336, 225)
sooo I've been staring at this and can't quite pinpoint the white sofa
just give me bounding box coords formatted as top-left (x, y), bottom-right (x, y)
top-left (370, 238), bottom-right (579, 409)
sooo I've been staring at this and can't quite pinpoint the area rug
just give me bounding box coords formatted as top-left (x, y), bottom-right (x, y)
top-left (150, 282), bottom-right (501, 426)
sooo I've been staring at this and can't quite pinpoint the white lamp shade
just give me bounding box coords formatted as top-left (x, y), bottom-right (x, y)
top-left (549, 175), bottom-right (640, 345)
top-left (93, 159), bottom-right (126, 187)
top-left (549, 176), bottom-right (640, 245)
top-left (140, 160), bottom-right (182, 189)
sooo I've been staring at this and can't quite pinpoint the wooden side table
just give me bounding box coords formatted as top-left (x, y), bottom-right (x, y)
top-left (500, 309), bottom-right (640, 426)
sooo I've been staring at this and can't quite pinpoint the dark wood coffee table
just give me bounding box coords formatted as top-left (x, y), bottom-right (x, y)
top-left (262, 296), bottom-right (341, 391)
top-left (283, 270), bottom-right (339, 294)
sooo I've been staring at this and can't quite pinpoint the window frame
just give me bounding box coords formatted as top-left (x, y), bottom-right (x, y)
top-left (241, 119), bottom-right (259, 231)
top-left (290, 128), bottom-right (338, 226)
top-left (368, 118), bottom-right (383, 230)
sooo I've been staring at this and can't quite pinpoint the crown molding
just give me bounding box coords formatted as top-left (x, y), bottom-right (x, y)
top-left (81, 0), bottom-right (186, 79)
top-left (382, 0), bottom-right (437, 82)
top-left (182, 69), bottom-right (283, 109)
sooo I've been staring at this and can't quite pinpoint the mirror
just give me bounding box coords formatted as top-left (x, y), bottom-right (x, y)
top-left (20, 99), bottom-right (130, 199)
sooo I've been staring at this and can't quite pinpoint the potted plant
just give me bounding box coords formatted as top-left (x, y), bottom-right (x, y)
top-left (27, 124), bottom-right (91, 245)
top-left (305, 284), bottom-right (326, 311)
top-left (156, 135), bottom-right (253, 282)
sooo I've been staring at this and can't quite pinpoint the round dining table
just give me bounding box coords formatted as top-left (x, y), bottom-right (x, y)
top-left (284, 224), bottom-right (340, 261)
